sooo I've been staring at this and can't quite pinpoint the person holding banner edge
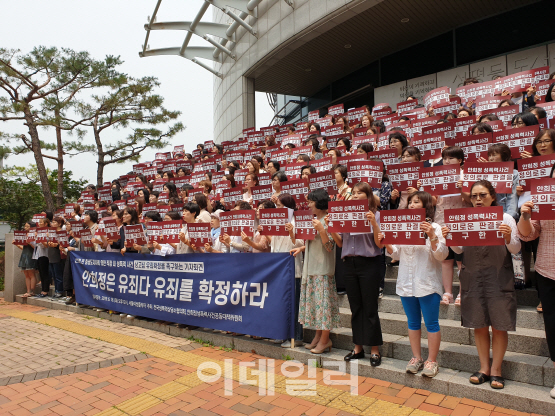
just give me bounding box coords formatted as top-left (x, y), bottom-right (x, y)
top-left (327, 182), bottom-right (384, 365)
top-left (442, 180), bottom-right (521, 389)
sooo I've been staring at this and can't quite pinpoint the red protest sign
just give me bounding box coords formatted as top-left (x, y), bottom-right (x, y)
top-left (321, 125), bottom-right (344, 138)
top-left (328, 200), bottom-right (371, 233)
top-left (373, 148), bottom-right (399, 166)
top-left (80, 228), bottom-right (94, 248)
top-left (484, 105), bottom-right (520, 127)
top-left (445, 133), bottom-right (491, 162)
top-left (352, 135), bottom-right (377, 149)
top-left (251, 184), bottom-right (273, 207)
top-left (433, 96), bottom-right (461, 118)
top-left (143, 166), bottom-right (158, 180)
top-left (123, 224), bottom-right (147, 247)
top-left (475, 96), bottom-right (508, 116)
top-left (258, 172), bottom-right (271, 186)
top-left (103, 219), bottom-right (119, 240)
top-left (517, 154), bottom-right (555, 191)
top-left (308, 110), bottom-right (320, 122)
top-left (420, 165), bottom-right (460, 196)
top-left (347, 107), bottom-right (367, 126)
top-left (170, 203), bottom-right (184, 218)
top-left (494, 66), bottom-right (549, 94)
top-left (535, 79), bottom-right (553, 103)
top-left (32, 213), bottom-right (46, 224)
top-left (143, 202), bottom-right (158, 214)
top-left (215, 180), bottom-right (231, 198)
top-left (281, 134), bottom-right (303, 148)
top-left (538, 101), bottom-right (555, 119)
top-left (284, 162), bottom-right (306, 180)
top-left (152, 179), bottom-right (166, 192)
top-left (337, 153), bottom-right (367, 166)
top-left (449, 116), bottom-right (477, 137)
top-left (158, 192), bottom-right (170, 204)
top-left (444, 206), bottom-right (505, 246)
top-left (411, 132), bottom-right (445, 160)
top-left (220, 210), bottom-right (255, 237)
top-left (290, 145), bottom-right (313, 161)
top-left (328, 104), bottom-right (344, 115)
top-left (222, 187), bottom-right (244, 210)
top-left (280, 179), bottom-right (309, 203)
top-left (456, 80), bottom-right (496, 105)
top-left (268, 148), bottom-right (289, 164)
top-left (188, 223), bottom-right (211, 246)
top-left (68, 220), bottom-right (84, 237)
top-left (424, 86), bottom-right (450, 109)
top-left (233, 168), bottom-right (249, 187)
top-left (56, 230), bottom-right (69, 248)
top-left (409, 116), bottom-right (441, 136)
top-left (293, 210), bottom-right (316, 240)
top-left (308, 171), bottom-right (338, 195)
top-left (259, 208), bottom-right (289, 236)
top-left (98, 187), bottom-right (112, 202)
top-left (162, 220), bottom-right (183, 243)
top-left (397, 99), bottom-right (418, 113)
top-left (462, 162), bottom-right (514, 193)
top-left (309, 156), bottom-right (333, 172)
top-left (387, 162), bottom-right (423, 189)
top-left (13, 231), bottom-right (28, 245)
top-left (347, 160), bottom-right (383, 188)
top-left (158, 205), bottom-right (171, 216)
top-left (64, 203), bottom-right (75, 219)
top-left (380, 209), bottom-right (426, 245)
top-left (531, 178), bottom-right (555, 220)
top-left (492, 125), bottom-right (539, 159)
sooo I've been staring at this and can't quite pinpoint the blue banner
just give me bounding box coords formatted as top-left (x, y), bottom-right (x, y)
top-left (70, 251), bottom-right (295, 340)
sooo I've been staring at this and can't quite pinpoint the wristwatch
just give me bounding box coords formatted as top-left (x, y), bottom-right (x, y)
top-left (429, 236), bottom-right (438, 242)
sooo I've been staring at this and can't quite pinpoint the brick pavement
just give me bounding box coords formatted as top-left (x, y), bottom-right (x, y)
top-left (0, 300), bottom-right (546, 416)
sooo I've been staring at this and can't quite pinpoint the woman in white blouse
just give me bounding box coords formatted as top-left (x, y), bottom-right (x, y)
top-left (379, 191), bottom-right (448, 378)
top-left (442, 180), bottom-right (521, 390)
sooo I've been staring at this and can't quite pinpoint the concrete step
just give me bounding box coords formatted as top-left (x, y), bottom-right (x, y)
top-left (303, 327), bottom-right (554, 387)
top-left (11, 295), bottom-right (555, 416)
top-left (338, 308), bottom-right (549, 357)
top-left (338, 294), bottom-right (546, 331)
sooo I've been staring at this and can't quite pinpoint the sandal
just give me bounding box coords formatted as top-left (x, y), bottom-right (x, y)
top-left (490, 376), bottom-right (505, 389)
top-left (454, 293), bottom-right (461, 306)
top-left (537, 302), bottom-right (543, 313)
top-left (469, 372), bottom-right (490, 385)
top-left (440, 293), bottom-right (453, 305)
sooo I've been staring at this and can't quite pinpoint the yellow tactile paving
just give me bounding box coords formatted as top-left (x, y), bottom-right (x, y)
top-left (1, 308), bottom-right (436, 416)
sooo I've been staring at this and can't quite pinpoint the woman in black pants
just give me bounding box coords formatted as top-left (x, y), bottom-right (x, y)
top-left (328, 182), bottom-right (384, 366)
top-left (33, 218), bottom-right (51, 297)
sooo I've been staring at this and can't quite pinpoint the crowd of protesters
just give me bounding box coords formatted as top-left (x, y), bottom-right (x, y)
top-left (13, 72), bottom-right (555, 396)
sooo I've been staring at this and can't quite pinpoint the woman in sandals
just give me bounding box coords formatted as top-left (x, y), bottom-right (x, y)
top-left (441, 180), bottom-right (520, 389)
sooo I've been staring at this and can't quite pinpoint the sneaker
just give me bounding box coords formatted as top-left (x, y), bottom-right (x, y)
top-left (281, 340), bottom-right (302, 348)
top-left (378, 288), bottom-right (384, 299)
top-left (422, 360), bottom-right (439, 378)
top-left (126, 315), bottom-right (135, 319)
top-left (53, 292), bottom-right (63, 298)
top-left (270, 339), bottom-right (284, 344)
top-left (550, 384), bottom-right (555, 399)
top-left (406, 357), bottom-right (424, 374)
top-left (65, 297), bottom-right (76, 305)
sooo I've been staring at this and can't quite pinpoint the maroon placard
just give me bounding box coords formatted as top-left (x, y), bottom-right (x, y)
top-left (328, 104), bottom-right (344, 116)
top-left (485, 120), bottom-right (505, 132)
top-left (444, 206), bottom-right (505, 246)
top-left (158, 205), bottom-right (171, 216)
top-left (387, 162), bottom-right (423, 189)
top-left (190, 172), bottom-right (206, 187)
top-left (293, 210), bottom-right (316, 240)
top-left (143, 203), bottom-right (158, 214)
top-left (227, 149), bottom-right (246, 164)
top-left (280, 179), bottom-right (309, 203)
top-left (32, 213), bottom-right (46, 224)
top-left (352, 127), bottom-right (370, 137)
top-left (347, 107), bottom-right (367, 126)
top-left (517, 154), bottom-right (555, 191)
top-left (133, 162), bottom-right (149, 174)
top-left (102, 219), bottom-right (119, 240)
top-left (172, 177), bottom-right (188, 190)
top-left (352, 135), bottom-right (377, 149)
top-left (152, 179), bottom-right (166, 192)
top-left (409, 116), bottom-right (441, 136)
top-left (113, 199), bottom-right (126, 210)
top-left (123, 224), bottom-right (147, 247)
top-left (47, 227), bottom-right (57, 242)
top-left (308, 110), bottom-right (320, 122)
top-left (170, 203), bottom-right (184, 218)
top-left (146, 222), bottom-right (164, 243)
top-left (535, 79), bottom-right (553, 103)
top-left (449, 116), bottom-right (477, 137)
top-left (281, 134), bottom-right (303, 148)
top-left (188, 223), bottom-right (211, 246)
top-left (397, 99), bottom-right (418, 113)
top-left (26, 229), bottom-right (36, 244)
top-left (176, 159), bottom-right (194, 173)
top-left (483, 105), bottom-right (520, 127)
top-left (445, 133), bottom-right (491, 162)
top-left (215, 180), bottom-right (231, 197)
top-left (380, 209), bottom-right (426, 245)
top-left (234, 168), bottom-right (249, 187)
top-left (530, 178), bottom-right (555, 220)
top-left (492, 125), bottom-right (540, 159)
top-left (456, 80), bottom-right (496, 105)
top-left (411, 132), bottom-right (445, 160)
top-left (424, 86), bottom-right (450, 109)
top-left (143, 166), bottom-right (158, 180)
top-left (321, 125), bottom-right (344, 138)
top-left (268, 148), bottom-right (289, 164)
top-left (309, 156), bottom-right (333, 172)
top-left (95, 219), bottom-right (107, 237)
top-left (373, 148), bottom-right (399, 166)
top-left (347, 160), bottom-right (383, 188)
top-left (462, 162), bottom-right (514, 193)
top-left (222, 187), bottom-right (245, 210)
top-left (155, 152), bottom-right (171, 161)
top-left (158, 191), bottom-right (170, 204)
top-left (328, 200), bottom-right (371, 233)
top-left (475, 96), bottom-right (508, 116)
top-left (258, 172), bottom-right (271, 186)
top-left (68, 220), bottom-right (84, 237)
top-left (81, 194), bottom-right (95, 204)
top-left (251, 184), bottom-right (273, 207)
top-left (284, 162), bottom-right (306, 180)
top-left (494, 66), bottom-right (549, 94)
top-left (80, 228), bottom-right (94, 248)
top-left (220, 210), bottom-right (255, 237)
top-left (372, 103), bottom-right (390, 114)
top-left (13, 230), bottom-right (28, 245)
top-left (290, 145), bottom-right (313, 161)
top-left (420, 165), bottom-right (461, 196)
top-left (308, 171), bottom-right (338, 195)
top-left (56, 230), bottom-right (69, 248)
top-left (64, 203), bottom-right (75, 218)
top-left (433, 96), bottom-right (462, 118)
top-left (337, 153), bottom-right (367, 166)
top-left (162, 220), bottom-right (182, 243)
top-left (98, 187), bottom-right (112, 202)
top-left (259, 208), bottom-right (289, 236)
top-left (387, 120), bottom-right (410, 133)
top-left (201, 159), bottom-right (217, 172)
top-left (83, 203), bottom-right (95, 211)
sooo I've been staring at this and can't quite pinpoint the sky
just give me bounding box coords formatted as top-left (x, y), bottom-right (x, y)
top-left (0, 0), bottom-right (275, 184)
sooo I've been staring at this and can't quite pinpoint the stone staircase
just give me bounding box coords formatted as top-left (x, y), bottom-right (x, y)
top-left (14, 265), bottom-right (555, 415)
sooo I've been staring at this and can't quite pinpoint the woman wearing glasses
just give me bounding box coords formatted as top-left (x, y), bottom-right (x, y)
top-left (441, 180), bottom-right (520, 390)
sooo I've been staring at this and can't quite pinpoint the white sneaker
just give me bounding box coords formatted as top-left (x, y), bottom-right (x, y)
top-left (281, 340), bottom-right (302, 348)
top-left (550, 385), bottom-right (555, 399)
top-left (126, 315), bottom-right (135, 319)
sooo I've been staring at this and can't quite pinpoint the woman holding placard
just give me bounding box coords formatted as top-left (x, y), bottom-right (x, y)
top-left (442, 180), bottom-right (520, 389)
top-left (293, 188), bottom-right (339, 354)
top-left (378, 191), bottom-right (448, 377)
top-left (327, 182), bottom-right (384, 365)
top-left (517, 164), bottom-right (555, 398)
top-left (15, 221), bottom-right (37, 297)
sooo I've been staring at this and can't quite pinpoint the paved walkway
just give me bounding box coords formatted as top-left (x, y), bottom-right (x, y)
top-left (0, 299), bottom-right (543, 416)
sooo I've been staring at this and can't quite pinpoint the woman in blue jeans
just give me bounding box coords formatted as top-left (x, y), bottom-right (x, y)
top-left (378, 191), bottom-right (449, 377)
